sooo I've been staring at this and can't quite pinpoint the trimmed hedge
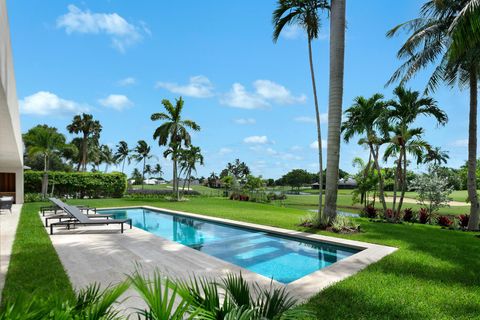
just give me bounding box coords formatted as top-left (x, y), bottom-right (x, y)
top-left (24, 171), bottom-right (127, 198)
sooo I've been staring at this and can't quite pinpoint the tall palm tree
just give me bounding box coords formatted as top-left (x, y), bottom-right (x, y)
top-left (342, 94), bottom-right (389, 211)
top-left (424, 146), bottom-right (449, 166)
top-left (178, 146), bottom-right (204, 191)
top-left (66, 113), bottom-right (102, 172)
top-left (132, 140), bottom-right (153, 190)
top-left (272, 0), bottom-right (329, 226)
top-left (387, 0), bottom-right (479, 229)
top-left (384, 87), bottom-right (447, 218)
top-left (384, 126), bottom-right (431, 218)
top-left (153, 164), bottom-right (163, 178)
top-left (151, 98), bottom-right (200, 201)
top-left (114, 141), bottom-right (130, 174)
top-left (324, 0), bottom-right (347, 224)
top-left (100, 145), bottom-right (115, 173)
top-left (23, 125), bottom-right (65, 197)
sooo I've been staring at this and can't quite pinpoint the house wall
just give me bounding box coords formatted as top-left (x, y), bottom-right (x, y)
top-left (0, 0), bottom-right (24, 203)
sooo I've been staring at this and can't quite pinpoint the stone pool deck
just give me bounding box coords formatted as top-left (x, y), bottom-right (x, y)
top-left (44, 205), bottom-right (397, 315)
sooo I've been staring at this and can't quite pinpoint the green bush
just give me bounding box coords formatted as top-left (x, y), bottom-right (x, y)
top-left (23, 193), bottom-right (44, 203)
top-left (24, 171), bottom-right (127, 199)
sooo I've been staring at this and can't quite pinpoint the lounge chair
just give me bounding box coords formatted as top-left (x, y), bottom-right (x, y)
top-left (49, 204), bottom-right (132, 235)
top-left (44, 210), bottom-right (113, 227)
top-left (41, 204), bottom-right (96, 216)
top-left (0, 197), bottom-right (13, 213)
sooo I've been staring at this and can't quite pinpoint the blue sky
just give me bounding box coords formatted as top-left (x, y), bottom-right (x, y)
top-left (9, 0), bottom-right (472, 179)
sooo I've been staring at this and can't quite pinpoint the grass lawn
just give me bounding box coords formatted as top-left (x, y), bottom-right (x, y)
top-left (278, 194), bottom-right (470, 216)
top-left (4, 197), bottom-right (480, 318)
top-left (1, 203), bottom-right (74, 306)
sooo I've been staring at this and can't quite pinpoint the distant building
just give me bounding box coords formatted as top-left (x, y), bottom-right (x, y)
top-left (311, 178), bottom-right (357, 190)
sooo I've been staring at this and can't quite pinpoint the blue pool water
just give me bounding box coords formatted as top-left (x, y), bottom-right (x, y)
top-left (100, 208), bottom-right (360, 283)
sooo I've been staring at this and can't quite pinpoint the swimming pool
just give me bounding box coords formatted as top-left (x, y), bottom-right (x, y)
top-left (100, 207), bottom-right (361, 283)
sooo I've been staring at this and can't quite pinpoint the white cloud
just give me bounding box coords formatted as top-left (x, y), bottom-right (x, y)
top-left (244, 135), bottom-right (269, 144)
top-left (254, 80), bottom-right (306, 104)
top-left (155, 75), bottom-right (214, 98)
top-left (221, 83), bottom-right (269, 109)
top-left (218, 147), bottom-right (233, 155)
top-left (450, 139), bottom-right (468, 147)
top-left (117, 77), bottom-right (136, 86)
top-left (290, 145), bottom-right (303, 151)
top-left (221, 80), bottom-right (305, 109)
top-left (56, 5), bottom-right (147, 52)
top-left (234, 118), bottom-right (256, 125)
top-left (98, 94), bottom-right (133, 110)
top-left (281, 25), bottom-right (303, 40)
top-left (310, 140), bottom-right (327, 149)
top-left (294, 113), bottom-right (328, 124)
top-left (19, 91), bottom-right (90, 116)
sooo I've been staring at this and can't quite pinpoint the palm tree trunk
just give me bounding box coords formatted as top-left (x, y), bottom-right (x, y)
top-left (41, 154), bottom-right (49, 198)
top-left (397, 147), bottom-right (408, 219)
top-left (371, 144), bottom-right (387, 212)
top-left (467, 69), bottom-right (479, 231)
top-left (82, 133), bottom-right (88, 171)
top-left (122, 158), bottom-right (126, 174)
top-left (392, 151), bottom-right (403, 217)
top-left (324, 0), bottom-right (346, 224)
top-left (307, 37), bottom-right (324, 226)
top-left (142, 158), bottom-right (146, 190)
top-left (173, 157), bottom-right (179, 201)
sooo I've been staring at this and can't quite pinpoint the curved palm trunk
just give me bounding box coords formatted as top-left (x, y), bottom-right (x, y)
top-left (371, 144), bottom-right (387, 212)
top-left (324, 0), bottom-right (346, 224)
top-left (391, 152), bottom-right (403, 216)
top-left (467, 70), bottom-right (479, 231)
top-left (173, 157), bottom-right (179, 201)
top-left (307, 38), bottom-right (324, 226)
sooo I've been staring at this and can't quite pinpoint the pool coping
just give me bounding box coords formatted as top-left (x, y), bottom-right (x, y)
top-left (100, 205), bottom-right (398, 300)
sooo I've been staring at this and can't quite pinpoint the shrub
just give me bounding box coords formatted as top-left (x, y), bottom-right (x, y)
top-left (24, 193), bottom-right (44, 203)
top-left (331, 216), bottom-right (360, 233)
top-left (418, 208), bottom-right (429, 224)
top-left (362, 205), bottom-right (377, 219)
top-left (384, 208), bottom-right (395, 220)
top-left (229, 193), bottom-right (250, 201)
top-left (403, 208), bottom-right (415, 222)
top-left (437, 215), bottom-right (453, 228)
top-left (25, 171), bottom-right (127, 198)
top-left (266, 192), bottom-right (287, 201)
top-left (458, 214), bottom-right (470, 228)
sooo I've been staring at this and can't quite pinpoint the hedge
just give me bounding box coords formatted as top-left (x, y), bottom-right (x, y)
top-left (24, 171), bottom-right (127, 198)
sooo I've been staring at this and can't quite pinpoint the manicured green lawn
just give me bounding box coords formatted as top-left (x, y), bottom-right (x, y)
top-left (278, 194), bottom-right (470, 216)
top-left (1, 203), bottom-right (74, 306)
top-left (4, 197), bottom-right (480, 318)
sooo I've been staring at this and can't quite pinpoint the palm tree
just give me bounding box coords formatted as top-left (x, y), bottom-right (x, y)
top-left (144, 164), bottom-right (153, 179)
top-left (114, 141), bottom-right (130, 174)
top-left (383, 87), bottom-right (447, 218)
top-left (178, 146), bottom-right (204, 191)
top-left (342, 94), bottom-right (389, 211)
top-left (66, 113), bottom-right (102, 172)
top-left (387, 0), bottom-right (478, 229)
top-left (384, 126), bottom-right (431, 218)
top-left (151, 98), bottom-right (200, 201)
top-left (23, 125), bottom-right (66, 197)
top-left (272, 0), bottom-right (329, 226)
top-left (132, 140), bottom-right (153, 189)
top-left (152, 164), bottom-right (163, 178)
top-left (424, 146), bottom-right (449, 166)
top-left (100, 145), bottom-right (115, 173)
top-left (324, 0), bottom-right (347, 224)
